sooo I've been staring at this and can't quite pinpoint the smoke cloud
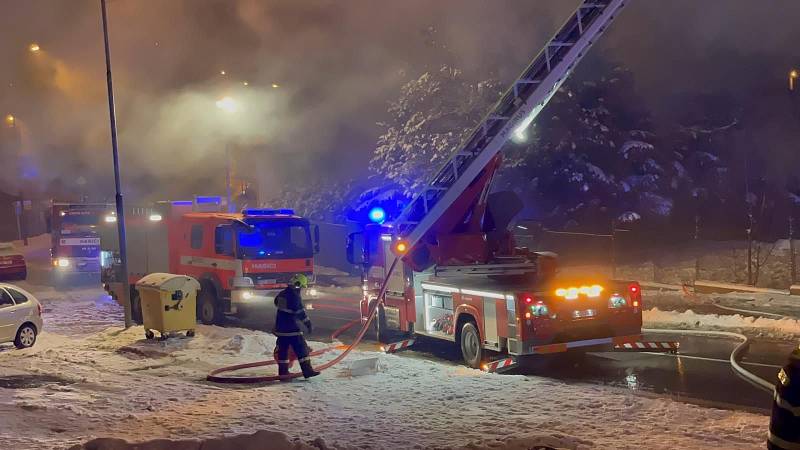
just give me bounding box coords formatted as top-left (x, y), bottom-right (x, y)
top-left (0, 0), bottom-right (798, 203)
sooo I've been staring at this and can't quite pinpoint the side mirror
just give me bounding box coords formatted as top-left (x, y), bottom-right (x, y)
top-left (313, 224), bottom-right (320, 254)
top-left (346, 232), bottom-right (365, 265)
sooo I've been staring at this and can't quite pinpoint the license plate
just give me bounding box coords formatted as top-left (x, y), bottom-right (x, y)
top-left (572, 309), bottom-right (596, 319)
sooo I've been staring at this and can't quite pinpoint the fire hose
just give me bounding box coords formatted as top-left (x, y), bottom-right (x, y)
top-left (206, 258), bottom-right (400, 384)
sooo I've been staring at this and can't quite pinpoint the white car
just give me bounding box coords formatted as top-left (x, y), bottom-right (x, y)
top-left (0, 283), bottom-right (43, 349)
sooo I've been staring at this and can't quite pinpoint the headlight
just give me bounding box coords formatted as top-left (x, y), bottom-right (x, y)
top-left (57, 258), bottom-right (70, 268)
top-left (608, 293), bottom-right (627, 308)
top-left (104, 215), bottom-right (117, 223)
top-left (306, 288), bottom-right (318, 297)
top-left (241, 290), bottom-right (254, 300)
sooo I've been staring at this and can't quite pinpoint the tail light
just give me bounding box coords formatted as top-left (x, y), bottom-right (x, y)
top-left (628, 282), bottom-right (642, 309)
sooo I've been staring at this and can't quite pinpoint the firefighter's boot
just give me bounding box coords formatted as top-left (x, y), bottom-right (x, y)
top-left (300, 361), bottom-right (320, 379)
top-left (278, 362), bottom-right (292, 382)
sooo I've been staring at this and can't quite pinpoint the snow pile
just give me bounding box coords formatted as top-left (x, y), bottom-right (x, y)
top-left (644, 307), bottom-right (800, 338)
top-left (69, 430), bottom-right (318, 450)
top-left (0, 321), bottom-right (770, 449)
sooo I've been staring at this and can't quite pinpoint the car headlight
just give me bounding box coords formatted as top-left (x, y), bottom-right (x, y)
top-left (306, 288), bottom-right (318, 297)
top-left (57, 258), bottom-right (70, 268)
top-left (241, 290), bottom-right (254, 300)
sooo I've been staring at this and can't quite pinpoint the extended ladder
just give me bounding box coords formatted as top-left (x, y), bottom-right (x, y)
top-left (392, 0), bottom-right (626, 250)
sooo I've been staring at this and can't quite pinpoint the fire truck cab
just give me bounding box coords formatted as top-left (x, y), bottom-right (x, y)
top-left (105, 197), bottom-right (319, 324)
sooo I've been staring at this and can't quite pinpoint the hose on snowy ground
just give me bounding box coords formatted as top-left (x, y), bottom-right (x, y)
top-left (207, 257), bottom-right (400, 384)
top-left (642, 328), bottom-right (774, 393)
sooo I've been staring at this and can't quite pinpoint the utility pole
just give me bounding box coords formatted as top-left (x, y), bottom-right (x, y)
top-left (790, 216), bottom-right (797, 285)
top-left (101, 0), bottom-right (132, 328)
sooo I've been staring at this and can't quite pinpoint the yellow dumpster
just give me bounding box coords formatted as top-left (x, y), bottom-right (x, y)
top-left (135, 273), bottom-right (200, 340)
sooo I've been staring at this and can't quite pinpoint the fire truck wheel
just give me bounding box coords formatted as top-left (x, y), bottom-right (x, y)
top-left (131, 291), bottom-right (143, 325)
top-left (459, 321), bottom-right (483, 369)
top-left (197, 289), bottom-right (219, 325)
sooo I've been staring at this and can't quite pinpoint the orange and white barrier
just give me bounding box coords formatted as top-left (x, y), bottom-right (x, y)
top-left (382, 339), bottom-right (416, 353)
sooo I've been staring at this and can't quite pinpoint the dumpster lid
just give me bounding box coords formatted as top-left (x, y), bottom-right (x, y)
top-left (135, 273), bottom-right (201, 292)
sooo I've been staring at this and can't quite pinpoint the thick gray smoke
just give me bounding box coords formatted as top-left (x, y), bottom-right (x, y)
top-left (0, 0), bottom-right (798, 202)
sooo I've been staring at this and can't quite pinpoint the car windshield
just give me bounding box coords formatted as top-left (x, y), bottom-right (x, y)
top-left (237, 218), bottom-right (312, 259)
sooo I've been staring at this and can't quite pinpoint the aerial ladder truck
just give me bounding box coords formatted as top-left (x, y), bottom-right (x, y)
top-left (348, 0), bottom-right (677, 369)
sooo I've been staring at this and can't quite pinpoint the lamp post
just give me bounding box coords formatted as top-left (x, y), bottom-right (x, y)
top-left (100, 0), bottom-right (132, 328)
top-left (790, 69), bottom-right (799, 92)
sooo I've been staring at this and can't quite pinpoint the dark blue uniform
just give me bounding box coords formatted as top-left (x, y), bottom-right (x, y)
top-left (769, 348), bottom-right (800, 449)
top-left (273, 285), bottom-right (319, 379)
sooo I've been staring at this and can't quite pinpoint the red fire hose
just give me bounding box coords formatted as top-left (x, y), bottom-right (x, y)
top-left (206, 258), bottom-right (399, 384)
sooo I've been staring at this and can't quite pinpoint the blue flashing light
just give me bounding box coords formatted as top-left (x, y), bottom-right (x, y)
top-left (172, 200), bottom-right (193, 206)
top-left (368, 207), bottom-right (386, 224)
top-left (195, 196), bottom-right (222, 204)
top-left (278, 209), bottom-right (295, 215)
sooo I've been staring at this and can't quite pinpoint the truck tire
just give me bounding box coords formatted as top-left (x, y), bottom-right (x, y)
top-left (197, 288), bottom-right (219, 325)
top-left (459, 321), bottom-right (483, 369)
top-left (131, 291), bottom-right (143, 325)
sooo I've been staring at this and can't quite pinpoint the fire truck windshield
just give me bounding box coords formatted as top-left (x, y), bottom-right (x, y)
top-left (237, 218), bottom-right (312, 259)
top-left (62, 213), bottom-right (100, 227)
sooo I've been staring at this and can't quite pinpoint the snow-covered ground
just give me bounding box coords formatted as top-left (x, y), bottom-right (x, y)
top-left (0, 285), bottom-right (772, 450)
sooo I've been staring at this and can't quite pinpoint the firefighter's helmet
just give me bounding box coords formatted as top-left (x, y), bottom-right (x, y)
top-left (289, 273), bottom-right (309, 289)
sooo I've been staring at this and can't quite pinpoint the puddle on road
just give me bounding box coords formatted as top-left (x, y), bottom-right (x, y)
top-left (0, 374), bottom-right (75, 389)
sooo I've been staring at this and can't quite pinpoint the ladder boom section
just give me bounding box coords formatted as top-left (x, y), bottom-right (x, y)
top-left (393, 0), bottom-right (626, 250)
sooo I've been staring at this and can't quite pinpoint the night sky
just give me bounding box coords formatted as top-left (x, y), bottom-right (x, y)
top-left (1, 0), bottom-right (798, 201)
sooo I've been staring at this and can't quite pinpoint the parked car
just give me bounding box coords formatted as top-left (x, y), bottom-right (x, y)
top-left (0, 283), bottom-right (42, 348)
top-left (0, 243), bottom-right (27, 281)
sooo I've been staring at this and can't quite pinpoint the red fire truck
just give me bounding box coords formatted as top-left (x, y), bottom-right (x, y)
top-left (104, 197), bottom-right (319, 324)
top-left (348, 0), bottom-right (650, 369)
top-left (49, 203), bottom-right (113, 281)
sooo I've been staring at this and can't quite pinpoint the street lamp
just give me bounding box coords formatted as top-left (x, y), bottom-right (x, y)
top-left (28, 43), bottom-right (40, 53)
top-left (790, 69), bottom-right (799, 91)
top-left (4, 114), bottom-right (14, 127)
top-left (215, 96), bottom-right (237, 113)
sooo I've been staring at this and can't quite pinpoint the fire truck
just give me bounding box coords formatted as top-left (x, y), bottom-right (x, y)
top-left (49, 202), bottom-right (113, 281)
top-left (348, 0), bottom-right (647, 369)
top-left (104, 196), bottom-right (319, 324)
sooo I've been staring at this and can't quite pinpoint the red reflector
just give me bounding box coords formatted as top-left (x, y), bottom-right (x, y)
top-left (630, 286), bottom-right (639, 293)
top-left (524, 297), bottom-right (533, 304)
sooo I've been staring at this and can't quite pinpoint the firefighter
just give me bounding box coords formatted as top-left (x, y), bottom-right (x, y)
top-left (273, 273), bottom-right (320, 381)
top-left (768, 346), bottom-right (800, 449)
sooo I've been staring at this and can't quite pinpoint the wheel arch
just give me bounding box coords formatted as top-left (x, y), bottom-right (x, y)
top-left (454, 305), bottom-right (482, 343)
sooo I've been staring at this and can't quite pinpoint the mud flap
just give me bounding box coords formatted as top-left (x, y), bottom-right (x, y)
top-left (381, 339), bottom-right (415, 353)
top-left (482, 357), bottom-right (517, 373)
